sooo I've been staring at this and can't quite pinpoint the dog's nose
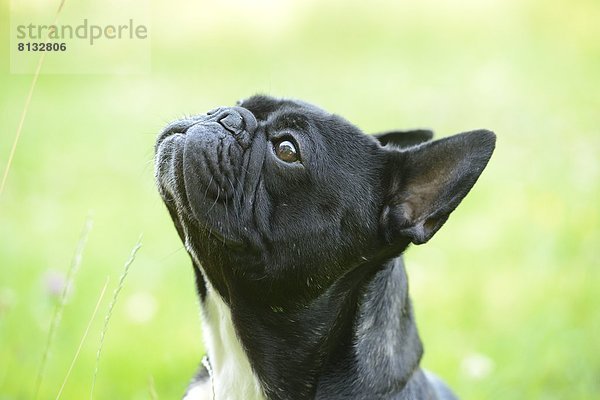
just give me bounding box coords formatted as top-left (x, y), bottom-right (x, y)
top-left (219, 112), bottom-right (244, 135)
top-left (216, 107), bottom-right (257, 135)
top-left (213, 107), bottom-right (257, 148)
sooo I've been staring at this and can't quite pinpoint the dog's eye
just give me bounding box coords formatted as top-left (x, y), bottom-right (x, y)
top-left (274, 139), bottom-right (300, 163)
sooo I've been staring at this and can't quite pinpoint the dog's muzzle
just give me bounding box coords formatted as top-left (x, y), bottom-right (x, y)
top-left (155, 106), bottom-right (258, 196)
top-left (155, 106), bottom-right (260, 243)
top-left (156, 106), bottom-right (258, 151)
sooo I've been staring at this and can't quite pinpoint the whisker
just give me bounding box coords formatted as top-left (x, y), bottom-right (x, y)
top-left (206, 187), bottom-right (221, 217)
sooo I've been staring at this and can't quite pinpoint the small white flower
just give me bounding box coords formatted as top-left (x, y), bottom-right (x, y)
top-left (460, 352), bottom-right (494, 380)
top-left (125, 291), bottom-right (158, 324)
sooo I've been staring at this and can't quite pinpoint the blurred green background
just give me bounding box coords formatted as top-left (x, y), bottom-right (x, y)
top-left (1, 0), bottom-right (599, 398)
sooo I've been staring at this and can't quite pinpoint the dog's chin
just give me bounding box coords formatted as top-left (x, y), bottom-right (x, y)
top-left (156, 158), bottom-right (247, 256)
top-left (164, 197), bottom-right (244, 251)
top-left (158, 183), bottom-right (244, 252)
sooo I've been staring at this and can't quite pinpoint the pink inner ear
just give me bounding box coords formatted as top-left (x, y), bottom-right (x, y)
top-left (402, 169), bottom-right (454, 223)
top-left (383, 130), bottom-right (495, 246)
top-left (423, 216), bottom-right (441, 232)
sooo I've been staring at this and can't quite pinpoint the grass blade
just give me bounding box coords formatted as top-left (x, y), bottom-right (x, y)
top-left (0, 0), bottom-right (68, 198)
top-left (90, 235), bottom-right (143, 400)
top-left (33, 216), bottom-right (93, 400)
top-left (148, 375), bottom-right (159, 400)
top-left (55, 276), bottom-right (110, 400)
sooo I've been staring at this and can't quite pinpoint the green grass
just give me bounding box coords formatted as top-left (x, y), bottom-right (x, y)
top-left (1, 0), bottom-right (599, 398)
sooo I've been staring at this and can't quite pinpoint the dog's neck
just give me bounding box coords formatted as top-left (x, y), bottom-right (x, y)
top-left (196, 257), bottom-right (431, 400)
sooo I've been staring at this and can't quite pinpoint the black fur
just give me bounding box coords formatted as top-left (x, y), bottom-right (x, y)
top-left (155, 95), bottom-right (495, 399)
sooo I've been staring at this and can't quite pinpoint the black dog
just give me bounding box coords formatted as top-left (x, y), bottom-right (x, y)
top-left (154, 95), bottom-right (495, 400)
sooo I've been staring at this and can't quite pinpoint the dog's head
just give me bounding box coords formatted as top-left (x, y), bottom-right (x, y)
top-left (155, 95), bottom-right (495, 304)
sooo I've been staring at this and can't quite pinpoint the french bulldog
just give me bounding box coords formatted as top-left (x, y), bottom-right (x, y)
top-left (154, 95), bottom-right (495, 400)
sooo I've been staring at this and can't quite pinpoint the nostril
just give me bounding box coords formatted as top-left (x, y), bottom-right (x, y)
top-left (170, 126), bottom-right (187, 134)
top-left (207, 107), bottom-right (223, 116)
top-left (219, 112), bottom-right (244, 135)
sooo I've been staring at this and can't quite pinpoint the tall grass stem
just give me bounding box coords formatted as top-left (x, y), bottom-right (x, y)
top-left (0, 0), bottom-right (68, 198)
top-left (33, 216), bottom-right (94, 400)
top-left (55, 276), bottom-right (110, 400)
top-left (90, 235), bottom-right (143, 400)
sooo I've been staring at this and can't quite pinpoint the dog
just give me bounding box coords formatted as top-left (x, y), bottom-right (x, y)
top-left (154, 95), bottom-right (495, 400)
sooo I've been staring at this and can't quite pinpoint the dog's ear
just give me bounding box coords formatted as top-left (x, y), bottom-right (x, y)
top-left (381, 130), bottom-right (495, 245)
top-left (374, 129), bottom-right (434, 149)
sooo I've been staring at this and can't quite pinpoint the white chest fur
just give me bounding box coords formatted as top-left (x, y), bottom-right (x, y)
top-left (181, 235), bottom-right (266, 400)
top-left (196, 282), bottom-right (266, 400)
